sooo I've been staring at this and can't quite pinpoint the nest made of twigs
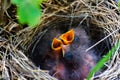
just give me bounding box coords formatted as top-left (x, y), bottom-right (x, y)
top-left (0, 0), bottom-right (120, 80)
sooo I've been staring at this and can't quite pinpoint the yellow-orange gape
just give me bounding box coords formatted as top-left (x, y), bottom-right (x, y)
top-left (59, 29), bottom-right (74, 45)
top-left (29, 27), bottom-right (98, 80)
top-left (52, 29), bottom-right (75, 57)
top-left (52, 38), bottom-right (63, 51)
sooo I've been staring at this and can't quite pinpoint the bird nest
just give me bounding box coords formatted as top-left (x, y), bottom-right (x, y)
top-left (0, 0), bottom-right (120, 80)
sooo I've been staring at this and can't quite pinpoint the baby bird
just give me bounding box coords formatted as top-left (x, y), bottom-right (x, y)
top-left (29, 26), bottom-right (98, 80)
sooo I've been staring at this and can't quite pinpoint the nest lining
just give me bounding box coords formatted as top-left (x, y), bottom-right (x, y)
top-left (0, 0), bottom-right (120, 80)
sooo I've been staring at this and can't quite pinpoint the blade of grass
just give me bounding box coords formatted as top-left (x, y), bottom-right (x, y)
top-left (87, 39), bottom-right (120, 80)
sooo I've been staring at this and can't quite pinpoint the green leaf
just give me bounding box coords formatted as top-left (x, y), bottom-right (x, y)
top-left (118, 0), bottom-right (120, 7)
top-left (11, 0), bottom-right (43, 5)
top-left (11, 0), bottom-right (43, 27)
top-left (17, 3), bottom-right (42, 27)
top-left (11, 0), bottom-right (24, 5)
top-left (87, 39), bottom-right (120, 80)
top-left (31, 0), bottom-right (44, 5)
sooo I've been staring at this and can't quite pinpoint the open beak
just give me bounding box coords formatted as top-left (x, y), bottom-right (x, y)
top-left (60, 29), bottom-right (74, 45)
top-left (51, 29), bottom-right (75, 57)
top-left (51, 38), bottom-right (62, 52)
top-left (60, 29), bottom-right (74, 57)
top-left (51, 38), bottom-right (69, 57)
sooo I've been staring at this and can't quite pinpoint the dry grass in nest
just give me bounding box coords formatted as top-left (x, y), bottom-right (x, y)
top-left (0, 0), bottom-right (120, 80)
